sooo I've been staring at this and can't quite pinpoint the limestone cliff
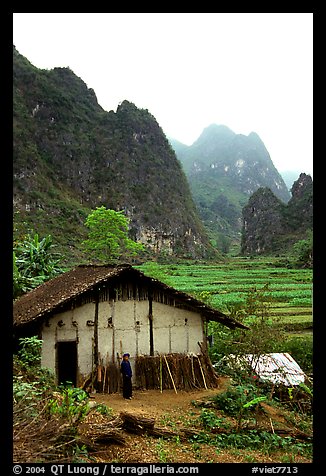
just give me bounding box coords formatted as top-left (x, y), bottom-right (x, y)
top-left (170, 125), bottom-right (290, 250)
top-left (13, 47), bottom-right (214, 263)
top-left (241, 173), bottom-right (313, 255)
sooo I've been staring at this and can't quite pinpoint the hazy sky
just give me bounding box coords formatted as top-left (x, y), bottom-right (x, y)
top-left (13, 13), bottom-right (313, 175)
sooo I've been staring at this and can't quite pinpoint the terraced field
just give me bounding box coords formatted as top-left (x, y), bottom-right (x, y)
top-left (139, 257), bottom-right (313, 334)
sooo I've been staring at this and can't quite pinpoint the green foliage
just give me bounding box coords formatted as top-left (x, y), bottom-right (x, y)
top-left (17, 336), bottom-right (42, 367)
top-left (13, 379), bottom-right (44, 405)
top-left (199, 409), bottom-right (231, 431)
top-left (72, 444), bottom-right (90, 463)
top-left (242, 396), bottom-right (267, 409)
top-left (298, 382), bottom-right (313, 397)
top-left (13, 337), bottom-right (56, 418)
top-left (82, 206), bottom-right (144, 263)
top-left (281, 335), bottom-right (313, 374)
top-left (156, 438), bottom-right (169, 463)
top-left (291, 230), bottom-right (313, 268)
top-left (14, 48), bottom-right (213, 264)
top-left (190, 419), bottom-right (312, 457)
top-left (209, 285), bottom-right (285, 366)
top-left (211, 430), bottom-right (311, 455)
top-left (94, 403), bottom-right (113, 416)
top-left (211, 384), bottom-right (261, 418)
top-left (47, 385), bottom-right (90, 425)
top-left (140, 259), bottom-right (312, 376)
top-left (13, 233), bottom-right (63, 298)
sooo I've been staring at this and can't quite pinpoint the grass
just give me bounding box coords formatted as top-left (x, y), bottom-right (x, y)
top-left (138, 257), bottom-right (313, 332)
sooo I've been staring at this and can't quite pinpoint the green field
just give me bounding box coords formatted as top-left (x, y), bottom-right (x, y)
top-left (139, 257), bottom-right (313, 334)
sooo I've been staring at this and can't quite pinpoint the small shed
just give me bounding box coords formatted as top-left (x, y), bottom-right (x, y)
top-left (13, 264), bottom-right (246, 390)
top-left (222, 353), bottom-right (307, 386)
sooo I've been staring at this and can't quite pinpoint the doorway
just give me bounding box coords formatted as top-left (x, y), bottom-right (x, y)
top-left (56, 341), bottom-right (77, 386)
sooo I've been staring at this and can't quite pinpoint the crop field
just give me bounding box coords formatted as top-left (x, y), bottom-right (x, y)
top-left (139, 257), bottom-right (313, 334)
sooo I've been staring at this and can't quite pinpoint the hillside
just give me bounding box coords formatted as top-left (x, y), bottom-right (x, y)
top-left (241, 173), bottom-right (313, 255)
top-left (13, 47), bottom-right (215, 263)
top-left (280, 169), bottom-right (306, 190)
top-left (170, 125), bottom-right (290, 251)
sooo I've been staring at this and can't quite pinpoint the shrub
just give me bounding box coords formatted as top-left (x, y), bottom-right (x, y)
top-left (282, 336), bottom-right (313, 374)
top-left (212, 384), bottom-right (261, 416)
top-left (47, 385), bottom-right (90, 425)
top-left (94, 403), bottom-right (113, 416)
top-left (199, 409), bottom-right (231, 431)
top-left (17, 336), bottom-right (42, 367)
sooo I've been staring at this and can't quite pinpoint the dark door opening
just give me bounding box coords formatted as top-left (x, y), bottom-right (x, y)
top-left (57, 341), bottom-right (77, 386)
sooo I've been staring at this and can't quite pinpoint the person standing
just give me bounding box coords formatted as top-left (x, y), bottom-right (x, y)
top-left (120, 353), bottom-right (132, 399)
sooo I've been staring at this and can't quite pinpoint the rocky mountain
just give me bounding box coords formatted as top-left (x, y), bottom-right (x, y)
top-left (13, 47), bottom-right (215, 264)
top-left (241, 173), bottom-right (313, 255)
top-left (280, 170), bottom-right (305, 190)
top-left (170, 124), bottom-right (290, 251)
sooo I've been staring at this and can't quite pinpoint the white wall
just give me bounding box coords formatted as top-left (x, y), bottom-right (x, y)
top-left (40, 296), bottom-right (205, 383)
top-left (152, 302), bottom-right (203, 354)
top-left (41, 302), bottom-right (95, 377)
top-left (97, 299), bottom-right (150, 375)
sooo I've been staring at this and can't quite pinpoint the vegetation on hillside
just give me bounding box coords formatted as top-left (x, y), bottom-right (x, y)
top-left (171, 125), bottom-right (290, 251)
top-left (13, 232), bottom-right (64, 299)
top-left (139, 258), bottom-right (313, 374)
top-left (83, 206), bottom-right (145, 263)
top-left (13, 46), bottom-right (213, 262)
top-left (241, 174), bottom-right (313, 257)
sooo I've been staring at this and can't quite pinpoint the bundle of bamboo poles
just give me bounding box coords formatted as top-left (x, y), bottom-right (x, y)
top-left (82, 353), bottom-right (121, 394)
top-left (135, 352), bottom-right (218, 391)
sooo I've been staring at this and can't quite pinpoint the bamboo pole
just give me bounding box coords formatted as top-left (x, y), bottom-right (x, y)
top-left (97, 352), bottom-right (102, 385)
top-left (160, 355), bottom-right (163, 393)
top-left (191, 354), bottom-right (196, 385)
top-left (269, 418), bottom-right (275, 434)
top-left (197, 356), bottom-right (208, 390)
top-left (103, 353), bottom-right (108, 393)
top-left (163, 354), bottom-right (177, 394)
top-left (97, 365), bottom-right (102, 383)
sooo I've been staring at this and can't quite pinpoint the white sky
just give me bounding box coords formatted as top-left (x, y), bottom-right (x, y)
top-left (13, 13), bottom-right (313, 175)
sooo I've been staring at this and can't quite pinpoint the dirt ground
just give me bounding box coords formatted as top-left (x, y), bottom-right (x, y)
top-left (94, 381), bottom-right (228, 419)
top-left (82, 378), bottom-right (311, 464)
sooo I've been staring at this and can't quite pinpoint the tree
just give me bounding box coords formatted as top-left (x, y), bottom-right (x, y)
top-left (208, 285), bottom-right (285, 366)
top-left (14, 233), bottom-right (63, 299)
top-left (292, 230), bottom-right (313, 268)
top-left (82, 206), bottom-right (144, 263)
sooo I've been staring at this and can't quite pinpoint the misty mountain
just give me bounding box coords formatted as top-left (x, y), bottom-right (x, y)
top-left (241, 173), bottom-right (313, 255)
top-left (170, 124), bottom-right (290, 250)
top-left (280, 170), bottom-right (310, 190)
top-left (13, 47), bottom-right (215, 264)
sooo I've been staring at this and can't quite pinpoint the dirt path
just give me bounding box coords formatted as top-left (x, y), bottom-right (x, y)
top-left (93, 377), bottom-right (230, 419)
top-left (82, 376), bottom-right (311, 464)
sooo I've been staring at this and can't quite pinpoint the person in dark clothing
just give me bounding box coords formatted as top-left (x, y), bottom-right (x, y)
top-left (120, 353), bottom-right (132, 399)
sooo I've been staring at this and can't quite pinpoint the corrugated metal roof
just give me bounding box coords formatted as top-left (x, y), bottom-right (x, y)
top-left (224, 352), bottom-right (306, 386)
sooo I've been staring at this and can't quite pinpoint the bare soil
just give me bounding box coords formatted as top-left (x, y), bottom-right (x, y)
top-left (94, 382), bottom-right (228, 419)
top-left (85, 377), bottom-right (312, 464)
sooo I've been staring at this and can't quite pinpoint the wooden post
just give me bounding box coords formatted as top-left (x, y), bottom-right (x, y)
top-left (148, 290), bottom-right (154, 356)
top-left (269, 418), bottom-right (275, 434)
top-left (163, 354), bottom-right (177, 394)
top-left (94, 294), bottom-right (99, 368)
top-left (97, 352), bottom-right (102, 386)
top-left (191, 354), bottom-right (196, 385)
top-left (160, 354), bottom-right (163, 393)
top-left (103, 353), bottom-right (108, 393)
top-left (97, 365), bottom-right (102, 383)
top-left (198, 356), bottom-right (208, 390)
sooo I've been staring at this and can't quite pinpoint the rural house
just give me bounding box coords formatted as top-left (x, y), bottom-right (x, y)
top-left (13, 264), bottom-right (246, 391)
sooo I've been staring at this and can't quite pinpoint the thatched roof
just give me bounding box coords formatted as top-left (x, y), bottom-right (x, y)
top-left (13, 264), bottom-right (247, 330)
